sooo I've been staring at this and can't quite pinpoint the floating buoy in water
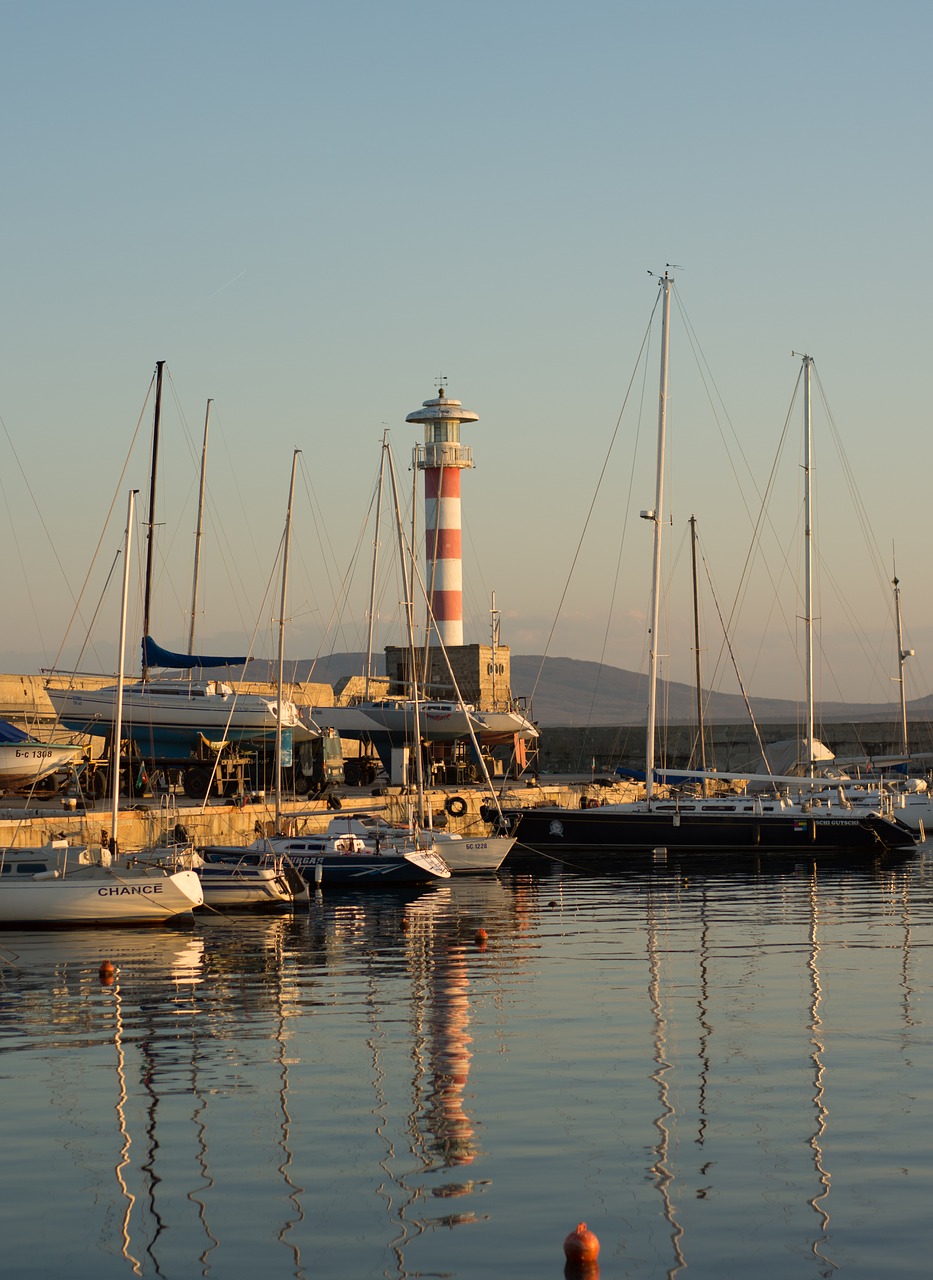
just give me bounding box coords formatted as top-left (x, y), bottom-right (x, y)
top-left (401, 917), bottom-right (410, 932)
top-left (473, 928), bottom-right (488, 947)
top-left (563, 1222), bottom-right (600, 1266)
top-left (99, 960), bottom-right (116, 985)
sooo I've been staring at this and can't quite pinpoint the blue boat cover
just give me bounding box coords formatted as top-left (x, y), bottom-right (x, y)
top-left (143, 635), bottom-right (251, 670)
top-left (0, 719), bottom-right (31, 744)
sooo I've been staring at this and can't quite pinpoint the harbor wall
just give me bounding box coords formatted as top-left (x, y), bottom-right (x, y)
top-left (11, 671), bottom-right (923, 774)
top-left (0, 774), bottom-right (634, 851)
top-left (535, 721), bottom-right (933, 774)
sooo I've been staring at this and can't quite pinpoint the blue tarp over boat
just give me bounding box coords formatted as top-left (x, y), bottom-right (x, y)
top-left (0, 719), bottom-right (31, 744)
top-left (142, 636), bottom-right (251, 670)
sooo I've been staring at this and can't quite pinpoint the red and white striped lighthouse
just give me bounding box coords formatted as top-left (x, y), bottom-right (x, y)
top-left (406, 385), bottom-right (479, 647)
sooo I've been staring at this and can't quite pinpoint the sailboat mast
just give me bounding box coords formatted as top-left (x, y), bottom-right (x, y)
top-left (802, 354), bottom-right (815, 778)
top-left (141, 359), bottom-right (165, 682)
top-left (111, 489), bottom-right (138, 857)
top-left (386, 445), bottom-right (427, 818)
top-left (490, 590), bottom-right (500, 708)
top-left (411, 448), bottom-right (420, 685)
top-left (365, 434), bottom-right (389, 699)
top-left (275, 448), bottom-right (301, 833)
top-left (187, 398), bottom-right (211, 655)
top-left (893, 565), bottom-right (912, 756)
top-left (644, 273), bottom-right (672, 802)
top-left (689, 515), bottom-right (708, 790)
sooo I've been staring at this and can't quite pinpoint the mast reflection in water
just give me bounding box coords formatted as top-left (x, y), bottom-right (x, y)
top-left (1, 856), bottom-right (932, 1279)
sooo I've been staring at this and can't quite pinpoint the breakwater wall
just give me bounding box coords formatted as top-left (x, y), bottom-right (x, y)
top-left (535, 721), bottom-right (933, 775)
top-left (0, 774), bottom-right (644, 852)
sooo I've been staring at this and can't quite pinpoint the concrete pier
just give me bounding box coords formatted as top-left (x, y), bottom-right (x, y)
top-left (0, 775), bottom-right (643, 852)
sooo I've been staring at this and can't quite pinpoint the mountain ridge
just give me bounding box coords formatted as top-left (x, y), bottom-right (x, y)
top-left (236, 652), bottom-right (931, 728)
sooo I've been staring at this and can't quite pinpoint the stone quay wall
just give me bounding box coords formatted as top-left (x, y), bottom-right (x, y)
top-left (534, 721), bottom-right (933, 776)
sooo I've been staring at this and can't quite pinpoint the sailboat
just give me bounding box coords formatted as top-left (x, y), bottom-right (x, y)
top-left (197, 451), bottom-right (452, 890)
top-left (0, 492), bottom-right (204, 925)
top-left (133, 452), bottom-right (310, 908)
top-left (323, 437), bottom-right (515, 873)
top-left (504, 278), bottom-right (919, 860)
top-left (308, 431), bottom-right (535, 762)
top-left (46, 362), bottom-right (304, 756)
top-left (752, 568), bottom-right (933, 837)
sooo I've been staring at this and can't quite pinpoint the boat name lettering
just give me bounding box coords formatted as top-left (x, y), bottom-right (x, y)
top-left (97, 884), bottom-right (164, 897)
top-left (15, 748), bottom-right (54, 759)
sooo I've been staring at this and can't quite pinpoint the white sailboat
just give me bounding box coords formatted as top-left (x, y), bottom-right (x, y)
top-left (0, 491), bottom-right (204, 925)
top-left (376, 439), bottom-right (514, 873)
top-left (309, 432), bottom-right (535, 756)
top-left (46, 362), bottom-right (304, 756)
top-left (134, 452), bottom-right (312, 909)
top-left (504, 277), bottom-right (918, 859)
top-left (195, 452), bottom-right (452, 889)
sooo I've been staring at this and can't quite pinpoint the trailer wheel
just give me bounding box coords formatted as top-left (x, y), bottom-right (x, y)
top-left (184, 767), bottom-right (212, 799)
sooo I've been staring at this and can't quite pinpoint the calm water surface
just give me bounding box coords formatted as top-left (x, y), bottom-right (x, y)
top-left (2, 852), bottom-right (932, 1279)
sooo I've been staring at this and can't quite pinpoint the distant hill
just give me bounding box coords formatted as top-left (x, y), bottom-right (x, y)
top-left (509, 655), bottom-right (933, 727)
top-left (228, 651), bottom-right (932, 728)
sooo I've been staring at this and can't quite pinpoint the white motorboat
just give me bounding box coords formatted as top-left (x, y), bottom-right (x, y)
top-left (423, 828), bottom-right (514, 872)
top-left (330, 813), bottom-right (513, 873)
top-left (0, 720), bottom-right (81, 792)
top-left (193, 853), bottom-right (308, 908)
top-left (201, 824), bottom-right (452, 886)
top-left (124, 842), bottom-right (308, 909)
top-left (0, 841), bottom-right (203, 926)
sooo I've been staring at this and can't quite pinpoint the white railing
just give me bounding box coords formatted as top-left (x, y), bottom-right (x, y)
top-left (417, 443), bottom-right (474, 469)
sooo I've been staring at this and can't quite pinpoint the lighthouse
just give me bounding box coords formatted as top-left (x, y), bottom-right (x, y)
top-left (406, 385), bottom-right (479, 648)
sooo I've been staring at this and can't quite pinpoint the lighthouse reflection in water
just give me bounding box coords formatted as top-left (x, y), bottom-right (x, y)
top-left (1, 858), bottom-right (932, 1280)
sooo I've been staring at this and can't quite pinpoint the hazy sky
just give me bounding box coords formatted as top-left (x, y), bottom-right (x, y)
top-left (1, 1), bottom-right (930, 707)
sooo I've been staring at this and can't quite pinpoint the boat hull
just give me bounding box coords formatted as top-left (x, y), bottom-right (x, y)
top-left (286, 853), bottom-right (442, 884)
top-left (323, 814), bottom-right (513, 873)
top-left (195, 862), bottom-right (306, 908)
top-left (0, 864), bottom-right (203, 925)
top-left (432, 832), bottom-right (514, 873)
top-left (201, 840), bottom-right (450, 886)
top-left (0, 741), bottom-right (80, 790)
top-left (47, 683), bottom-right (299, 753)
top-left (311, 701), bottom-right (481, 742)
top-left (503, 803), bottom-right (918, 858)
top-left (473, 710), bottom-right (539, 743)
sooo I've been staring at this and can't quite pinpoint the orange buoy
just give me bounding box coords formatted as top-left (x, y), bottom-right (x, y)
top-left (473, 928), bottom-right (488, 947)
top-left (401, 917), bottom-right (411, 931)
top-left (563, 1222), bottom-right (600, 1266)
top-left (99, 960), bottom-right (116, 985)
